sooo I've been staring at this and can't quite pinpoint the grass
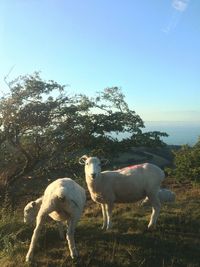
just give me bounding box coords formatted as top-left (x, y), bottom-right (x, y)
top-left (0, 181), bottom-right (200, 267)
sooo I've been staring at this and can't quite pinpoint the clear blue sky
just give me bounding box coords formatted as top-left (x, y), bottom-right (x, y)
top-left (0, 0), bottom-right (200, 122)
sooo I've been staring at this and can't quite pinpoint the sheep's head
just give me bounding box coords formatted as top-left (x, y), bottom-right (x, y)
top-left (79, 155), bottom-right (108, 180)
top-left (24, 201), bottom-right (38, 224)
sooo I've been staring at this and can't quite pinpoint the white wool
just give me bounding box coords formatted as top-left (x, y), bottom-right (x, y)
top-left (24, 178), bottom-right (86, 262)
top-left (79, 155), bottom-right (165, 230)
top-left (141, 188), bottom-right (176, 206)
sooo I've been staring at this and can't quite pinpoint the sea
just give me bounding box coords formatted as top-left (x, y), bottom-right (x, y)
top-left (144, 121), bottom-right (200, 146)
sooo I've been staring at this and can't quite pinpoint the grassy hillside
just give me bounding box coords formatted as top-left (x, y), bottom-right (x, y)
top-left (112, 146), bottom-right (176, 169)
top-left (0, 180), bottom-right (200, 267)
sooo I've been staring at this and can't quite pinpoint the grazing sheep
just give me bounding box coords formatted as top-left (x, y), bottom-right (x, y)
top-left (24, 196), bottom-right (66, 240)
top-left (79, 155), bottom-right (165, 230)
top-left (24, 178), bottom-right (86, 262)
top-left (141, 188), bottom-right (176, 206)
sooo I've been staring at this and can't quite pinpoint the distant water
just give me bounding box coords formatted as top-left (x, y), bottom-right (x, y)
top-left (144, 121), bottom-right (200, 146)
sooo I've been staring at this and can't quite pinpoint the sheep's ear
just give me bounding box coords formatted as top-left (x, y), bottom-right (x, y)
top-left (79, 155), bottom-right (88, 165)
top-left (31, 201), bottom-right (36, 207)
top-left (101, 158), bottom-right (109, 166)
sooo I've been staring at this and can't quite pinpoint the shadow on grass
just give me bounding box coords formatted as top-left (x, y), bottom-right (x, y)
top-left (2, 205), bottom-right (199, 267)
top-left (73, 218), bottom-right (200, 267)
top-left (23, 211), bottom-right (200, 267)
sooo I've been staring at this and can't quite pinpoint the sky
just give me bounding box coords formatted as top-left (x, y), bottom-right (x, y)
top-left (0, 0), bottom-right (200, 122)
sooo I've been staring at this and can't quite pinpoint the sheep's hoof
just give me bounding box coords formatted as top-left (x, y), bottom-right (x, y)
top-left (71, 255), bottom-right (80, 264)
top-left (71, 255), bottom-right (78, 260)
top-left (106, 222), bottom-right (112, 231)
top-left (26, 251), bottom-right (33, 262)
top-left (147, 224), bottom-right (156, 231)
top-left (101, 225), bottom-right (106, 230)
top-left (70, 250), bottom-right (79, 259)
top-left (25, 255), bottom-right (33, 263)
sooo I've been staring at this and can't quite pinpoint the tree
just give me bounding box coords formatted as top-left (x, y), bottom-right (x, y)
top-left (0, 73), bottom-right (168, 189)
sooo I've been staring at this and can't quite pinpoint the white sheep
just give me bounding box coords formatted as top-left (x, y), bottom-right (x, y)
top-left (79, 155), bottom-right (165, 230)
top-left (141, 188), bottom-right (176, 206)
top-left (24, 196), bottom-right (66, 240)
top-left (24, 178), bottom-right (86, 262)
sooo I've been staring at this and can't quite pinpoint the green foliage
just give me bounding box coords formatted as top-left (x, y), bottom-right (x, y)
top-left (172, 139), bottom-right (200, 183)
top-left (0, 201), bottom-right (26, 261)
top-left (0, 73), bottom-right (167, 188)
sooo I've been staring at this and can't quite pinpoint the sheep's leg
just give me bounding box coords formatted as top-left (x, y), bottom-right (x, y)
top-left (57, 222), bottom-right (65, 240)
top-left (66, 214), bottom-right (80, 259)
top-left (105, 203), bottom-right (113, 230)
top-left (25, 211), bottom-right (47, 262)
top-left (101, 204), bottom-right (107, 230)
top-left (147, 195), bottom-right (161, 229)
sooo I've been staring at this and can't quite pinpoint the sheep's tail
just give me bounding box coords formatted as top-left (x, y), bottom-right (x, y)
top-left (55, 188), bottom-right (68, 203)
top-left (55, 189), bottom-right (79, 209)
top-left (56, 190), bottom-right (66, 202)
top-left (154, 165), bottom-right (165, 182)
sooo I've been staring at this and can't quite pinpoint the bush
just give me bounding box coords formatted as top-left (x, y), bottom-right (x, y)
top-left (172, 139), bottom-right (200, 183)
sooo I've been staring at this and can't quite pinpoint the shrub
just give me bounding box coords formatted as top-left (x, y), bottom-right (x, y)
top-left (172, 139), bottom-right (200, 183)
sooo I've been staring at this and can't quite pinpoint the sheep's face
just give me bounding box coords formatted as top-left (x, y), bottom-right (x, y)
top-left (85, 157), bottom-right (102, 180)
top-left (24, 201), bottom-right (38, 224)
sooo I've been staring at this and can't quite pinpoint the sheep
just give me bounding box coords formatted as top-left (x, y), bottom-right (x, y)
top-left (24, 178), bottom-right (86, 262)
top-left (141, 188), bottom-right (176, 206)
top-left (24, 196), bottom-right (66, 240)
top-left (79, 155), bottom-right (165, 230)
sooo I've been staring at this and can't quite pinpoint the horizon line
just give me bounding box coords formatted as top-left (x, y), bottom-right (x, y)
top-left (144, 120), bottom-right (200, 123)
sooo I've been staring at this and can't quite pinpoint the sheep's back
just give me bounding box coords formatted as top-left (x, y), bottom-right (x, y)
top-left (44, 178), bottom-right (86, 213)
top-left (100, 163), bottom-right (164, 203)
top-left (99, 171), bottom-right (141, 203)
